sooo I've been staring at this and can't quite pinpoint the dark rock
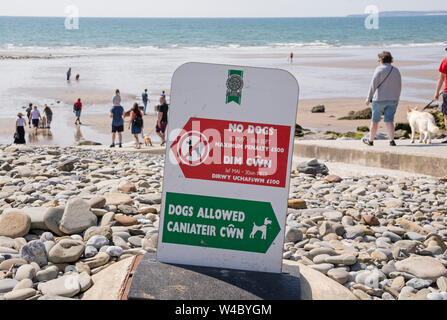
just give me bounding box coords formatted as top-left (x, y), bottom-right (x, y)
top-left (311, 105), bottom-right (325, 113)
top-left (339, 108), bottom-right (372, 120)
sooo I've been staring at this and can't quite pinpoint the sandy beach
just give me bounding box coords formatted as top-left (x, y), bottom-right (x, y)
top-left (0, 96), bottom-right (429, 146)
top-left (0, 45), bottom-right (444, 146)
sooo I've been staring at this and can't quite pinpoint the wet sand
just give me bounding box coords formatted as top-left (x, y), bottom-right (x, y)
top-left (0, 97), bottom-right (426, 146)
top-left (0, 113), bottom-right (161, 146)
top-left (0, 45), bottom-right (443, 146)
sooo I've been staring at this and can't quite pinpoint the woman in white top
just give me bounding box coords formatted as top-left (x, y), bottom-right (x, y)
top-left (15, 113), bottom-right (26, 144)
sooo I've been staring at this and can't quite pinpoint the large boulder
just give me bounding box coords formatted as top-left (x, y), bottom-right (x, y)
top-left (0, 279), bottom-right (19, 293)
top-left (38, 274), bottom-right (80, 298)
top-left (83, 226), bottom-right (113, 241)
top-left (0, 211), bottom-right (31, 238)
top-left (48, 239), bottom-right (85, 264)
top-left (395, 256), bottom-right (447, 280)
top-left (3, 207), bottom-right (48, 230)
top-left (296, 159), bottom-right (329, 176)
top-left (82, 252), bottom-right (110, 269)
top-left (86, 235), bottom-right (109, 249)
top-left (114, 215), bottom-right (138, 226)
top-left (396, 218), bottom-right (429, 235)
top-left (35, 266), bottom-right (59, 282)
top-left (14, 264), bottom-right (37, 281)
top-left (59, 198), bottom-right (97, 234)
top-left (311, 105), bottom-right (325, 113)
top-left (43, 207), bottom-right (66, 236)
top-left (284, 226), bottom-right (303, 243)
top-left (118, 181), bottom-right (137, 193)
top-left (20, 240), bottom-right (48, 267)
top-left (104, 193), bottom-right (133, 206)
top-left (339, 108), bottom-right (372, 120)
top-left (89, 196), bottom-right (106, 209)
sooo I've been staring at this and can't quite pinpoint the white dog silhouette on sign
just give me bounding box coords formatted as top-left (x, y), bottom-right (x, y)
top-left (249, 218), bottom-right (272, 240)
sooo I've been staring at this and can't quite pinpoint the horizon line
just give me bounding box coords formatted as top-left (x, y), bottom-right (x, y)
top-left (0, 9), bottom-right (446, 19)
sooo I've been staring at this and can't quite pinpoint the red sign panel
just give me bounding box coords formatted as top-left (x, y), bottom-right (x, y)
top-left (170, 118), bottom-right (291, 188)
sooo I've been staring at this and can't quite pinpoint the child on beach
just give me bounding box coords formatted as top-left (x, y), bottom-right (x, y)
top-left (14, 113), bottom-right (26, 144)
top-left (113, 89), bottom-right (122, 107)
top-left (363, 51), bottom-right (402, 147)
top-left (110, 103), bottom-right (124, 148)
top-left (73, 98), bottom-right (83, 125)
top-left (435, 47), bottom-right (447, 143)
top-left (129, 103), bottom-right (144, 149)
top-left (43, 104), bottom-right (53, 129)
top-left (29, 106), bottom-right (40, 134)
top-left (156, 96), bottom-right (169, 146)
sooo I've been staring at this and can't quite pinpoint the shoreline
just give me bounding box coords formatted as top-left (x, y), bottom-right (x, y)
top-left (0, 97), bottom-right (430, 146)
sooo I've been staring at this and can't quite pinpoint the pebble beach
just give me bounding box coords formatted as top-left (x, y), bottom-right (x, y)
top-left (0, 145), bottom-right (446, 300)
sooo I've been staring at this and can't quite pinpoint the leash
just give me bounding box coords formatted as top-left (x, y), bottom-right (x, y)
top-left (141, 122), bottom-right (156, 139)
top-left (422, 92), bottom-right (442, 111)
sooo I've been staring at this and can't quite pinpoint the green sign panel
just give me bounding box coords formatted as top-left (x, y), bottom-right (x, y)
top-left (162, 192), bottom-right (280, 254)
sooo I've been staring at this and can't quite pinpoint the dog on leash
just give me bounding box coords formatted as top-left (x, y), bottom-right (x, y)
top-left (143, 135), bottom-right (153, 147)
top-left (249, 218), bottom-right (272, 240)
top-left (407, 107), bottom-right (439, 144)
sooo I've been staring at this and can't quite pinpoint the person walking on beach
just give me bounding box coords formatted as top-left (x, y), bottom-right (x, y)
top-left (435, 47), bottom-right (447, 143)
top-left (29, 106), bottom-right (40, 134)
top-left (142, 89), bottom-right (149, 115)
top-left (26, 103), bottom-right (33, 128)
top-left (289, 52), bottom-right (294, 63)
top-left (14, 113), bottom-right (26, 144)
top-left (363, 51), bottom-right (402, 147)
top-left (67, 67), bottom-right (72, 81)
top-left (129, 103), bottom-right (144, 149)
top-left (43, 104), bottom-right (53, 129)
top-left (113, 89), bottom-right (122, 107)
top-left (156, 96), bottom-right (169, 146)
top-left (73, 98), bottom-right (83, 125)
top-left (110, 102), bottom-right (124, 148)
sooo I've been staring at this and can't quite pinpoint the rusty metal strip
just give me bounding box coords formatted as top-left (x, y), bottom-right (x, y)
top-left (120, 254), bottom-right (144, 300)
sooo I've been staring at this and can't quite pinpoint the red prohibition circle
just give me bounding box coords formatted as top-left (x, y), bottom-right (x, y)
top-left (176, 131), bottom-right (210, 166)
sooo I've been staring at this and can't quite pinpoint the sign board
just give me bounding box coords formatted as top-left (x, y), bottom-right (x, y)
top-left (157, 62), bottom-right (299, 273)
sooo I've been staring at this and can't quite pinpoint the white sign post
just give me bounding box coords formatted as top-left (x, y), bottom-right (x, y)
top-left (157, 62), bottom-right (299, 273)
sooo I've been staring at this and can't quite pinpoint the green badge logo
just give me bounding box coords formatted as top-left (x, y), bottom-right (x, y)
top-left (226, 70), bottom-right (244, 105)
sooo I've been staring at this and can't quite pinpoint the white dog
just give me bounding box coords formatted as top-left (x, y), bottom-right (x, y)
top-left (249, 218), bottom-right (272, 240)
top-left (407, 107), bottom-right (439, 144)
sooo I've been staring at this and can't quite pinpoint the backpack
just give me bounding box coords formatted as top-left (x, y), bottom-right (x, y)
top-left (133, 110), bottom-right (143, 128)
top-left (74, 102), bottom-right (80, 111)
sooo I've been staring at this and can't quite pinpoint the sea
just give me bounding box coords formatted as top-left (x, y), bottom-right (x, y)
top-left (1, 16), bottom-right (446, 49)
top-left (0, 16), bottom-right (446, 145)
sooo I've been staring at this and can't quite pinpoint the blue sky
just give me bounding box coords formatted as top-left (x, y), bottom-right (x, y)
top-left (1, 0), bottom-right (446, 17)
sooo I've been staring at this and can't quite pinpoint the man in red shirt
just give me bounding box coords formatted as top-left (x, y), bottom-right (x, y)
top-left (73, 98), bottom-right (82, 125)
top-left (435, 48), bottom-right (447, 143)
